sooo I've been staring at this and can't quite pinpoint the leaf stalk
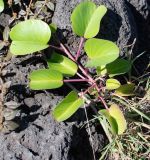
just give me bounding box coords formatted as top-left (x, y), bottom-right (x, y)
top-left (63, 79), bottom-right (90, 83)
top-left (75, 37), bottom-right (85, 60)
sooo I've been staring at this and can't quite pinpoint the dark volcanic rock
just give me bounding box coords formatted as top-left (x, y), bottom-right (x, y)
top-left (126, 0), bottom-right (150, 73)
top-left (0, 115), bottom-right (73, 160)
top-left (0, 55), bottom-right (74, 160)
top-left (127, 0), bottom-right (149, 19)
top-left (126, 0), bottom-right (150, 50)
top-left (0, 54), bottom-right (105, 160)
top-left (0, 13), bottom-right (11, 27)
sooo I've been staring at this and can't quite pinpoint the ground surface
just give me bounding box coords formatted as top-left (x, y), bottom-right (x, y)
top-left (0, 0), bottom-right (149, 160)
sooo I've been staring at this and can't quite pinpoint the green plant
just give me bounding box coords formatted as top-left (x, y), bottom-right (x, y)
top-left (98, 89), bottom-right (150, 160)
top-left (8, 1), bottom-right (134, 136)
top-left (96, 53), bottom-right (150, 159)
top-left (0, 0), bottom-right (4, 13)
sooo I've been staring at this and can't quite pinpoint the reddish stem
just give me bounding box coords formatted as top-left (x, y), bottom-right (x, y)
top-left (63, 79), bottom-right (90, 83)
top-left (49, 42), bottom-right (109, 111)
top-left (49, 45), bottom-right (63, 52)
top-left (78, 64), bottom-right (95, 83)
top-left (76, 72), bottom-right (86, 79)
top-left (49, 44), bottom-right (87, 80)
top-left (75, 37), bottom-right (84, 61)
top-left (93, 83), bottom-right (108, 110)
top-left (60, 43), bottom-right (76, 61)
top-left (98, 96), bottom-right (109, 110)
top-left (60, 43), bottom-right (95, 84)
top-left (81, 83), bottom-right (96, 95)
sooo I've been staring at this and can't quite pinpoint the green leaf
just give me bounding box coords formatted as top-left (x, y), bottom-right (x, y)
top-left (29, 69), bottom-right (63, 90)
top-left (98, 114), bottom-right (113, 142)
top-left (109, 104), bottom-right (127, 135)
top-left (10, 20), bottom-right (51, 55)
top-left (115, 83), bottom-right (135, 96)
top-left (106, 78), bottom-right (121, 90)
top-left (49, 23), bottom-right (57, 34)
top-left (71, 1), bottom-right (107, 38)
top-left (96, 65), bottom-right (107, 76)
top-left (106, 59), bottom-right (132, 77)
top-left (47, 52), bottom-right (78, 76)
top-left (0, 0), bottom-right (4, 13)
top-left (85, 38), bottom-right (119, 67)
top-left (53, 91), bottom-right (84, 122)
top-left (99, 109), bottom-right (118, 134)
top-left (99, 104), bottom-right (127, 135)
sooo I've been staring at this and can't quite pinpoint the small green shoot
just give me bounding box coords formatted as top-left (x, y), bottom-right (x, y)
top-left (106, 79), bottom-right (121, 90)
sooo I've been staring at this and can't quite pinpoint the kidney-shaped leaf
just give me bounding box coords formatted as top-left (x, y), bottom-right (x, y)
top-left (53, 91), bottom-right (84, 122)
top-left (10, 20), bottom-right (51, 55)
top-left (106, 78), bottom-right (121, 90)
top-left (115, 83), bottom-right (135, 96)
top-left (99, 109), bottom-right (118, 134)
top-left (0, 0), bottom-right (4, 12)
top-left (106, 59), bottom-right (132, 77)
top-left (47, 52), bottom-right (78, 76)
top-left (71, 1), bottom-right (107, 38)
top-left (109, 104), bottom-right (127, 135)
top-left (29, 69), bottom-right (63, 90)
top-left (99, 104), bottom-right (127, 135)
top-left (85, 38), bottom-right (119, 67)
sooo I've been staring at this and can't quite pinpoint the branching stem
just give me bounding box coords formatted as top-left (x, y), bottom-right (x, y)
top-left (60, 43), bottom-right (75, 61)
top-left (81, 83), bottom-right (96, 95)
top-left (76, 72), bottom-right (86, 79)
top-left (49, 42), bottom-right (109, 110)
top-left (60, 43), bottom-right (95, 84)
